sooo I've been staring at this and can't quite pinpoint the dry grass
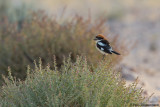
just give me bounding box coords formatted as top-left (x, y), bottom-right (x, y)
top-left (0, 11), bottom-right (126, 86)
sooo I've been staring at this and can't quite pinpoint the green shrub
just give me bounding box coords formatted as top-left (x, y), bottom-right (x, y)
top-left (0, 56), bottom-right (147, 107)
top-left (0, 11), bottom-right (125, 85)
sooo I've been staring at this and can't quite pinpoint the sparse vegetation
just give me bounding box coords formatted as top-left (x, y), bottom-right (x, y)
top-left (0, 0), bottom-right (153, 106)
top-left (0, 11), bottom-right (125, 86)
top-left (0, 56), bottom-right (147, 107)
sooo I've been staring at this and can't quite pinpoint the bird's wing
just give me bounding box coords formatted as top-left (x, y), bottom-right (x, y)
top-left (101, 39), bottom-right (110, 44)
top-left (97, 40), bottom-right (112, 54)
top-left (97, 40), bottom-right (111, 49)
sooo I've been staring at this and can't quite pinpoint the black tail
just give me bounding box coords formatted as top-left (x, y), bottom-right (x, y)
top-left (111, 51), bottom-right (120, 55)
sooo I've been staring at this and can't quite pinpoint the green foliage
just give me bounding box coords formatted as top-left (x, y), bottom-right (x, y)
top-left (0, 56), bottom-right (147, 107)
top-left (0, 11), bottom-right (124, 85)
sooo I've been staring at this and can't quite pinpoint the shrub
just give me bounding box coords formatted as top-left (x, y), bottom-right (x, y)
top-left (0, 11), bottom-right (125, 85)
top-left (0, 56), bottom-right (147, 107)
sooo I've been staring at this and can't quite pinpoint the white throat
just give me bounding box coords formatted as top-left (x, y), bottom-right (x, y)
top-left (95, 40), bottom-right (101, 43)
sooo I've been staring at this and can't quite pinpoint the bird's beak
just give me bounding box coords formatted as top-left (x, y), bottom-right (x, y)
top-left (93, 38), bottom-right (97, 40)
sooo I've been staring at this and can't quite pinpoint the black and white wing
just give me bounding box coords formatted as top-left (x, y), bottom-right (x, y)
top-left (96, 40), bottom-right (112, 54)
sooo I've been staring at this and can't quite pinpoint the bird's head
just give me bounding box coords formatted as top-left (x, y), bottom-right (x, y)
top-left (94, 34), bottom-right (106, 41)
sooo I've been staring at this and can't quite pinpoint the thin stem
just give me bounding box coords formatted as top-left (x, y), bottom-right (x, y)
top-left (102, 54), bottom-right (105, 60)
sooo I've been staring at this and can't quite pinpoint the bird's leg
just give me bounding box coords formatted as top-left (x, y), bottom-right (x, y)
top-left (102, 54), bottom-right (105, 60)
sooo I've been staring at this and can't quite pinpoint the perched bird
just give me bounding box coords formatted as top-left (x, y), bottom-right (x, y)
top-left (94, 34), bottom-right (120, 59)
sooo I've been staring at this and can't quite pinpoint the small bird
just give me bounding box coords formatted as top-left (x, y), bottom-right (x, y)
top-left (94, 34), bottom-right (120, 59)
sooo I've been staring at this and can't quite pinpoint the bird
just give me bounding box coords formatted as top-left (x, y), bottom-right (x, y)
top-left (94, 34), bottom-right (120, 59)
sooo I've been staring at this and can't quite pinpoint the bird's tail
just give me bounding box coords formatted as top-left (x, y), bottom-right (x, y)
top-left (111, 50), bottom-right (120, 55)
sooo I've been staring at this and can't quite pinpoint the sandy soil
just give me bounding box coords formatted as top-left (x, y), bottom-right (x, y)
top-left (109, 11), bottom-right (160, 103)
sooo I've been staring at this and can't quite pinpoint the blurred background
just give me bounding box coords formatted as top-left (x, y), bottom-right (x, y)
top-left (0, 0), bottom-right (160, 103)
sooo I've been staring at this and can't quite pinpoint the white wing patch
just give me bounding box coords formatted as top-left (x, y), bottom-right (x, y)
top-left (101, 47), bottom-right (104, 51)
top-left (109, 48), bottom-right (113, 51)
top-left (98, 42), bottom-right (106, 46)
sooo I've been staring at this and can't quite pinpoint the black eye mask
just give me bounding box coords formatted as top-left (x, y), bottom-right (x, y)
top-left (96, 37), bottom-right (103, 40)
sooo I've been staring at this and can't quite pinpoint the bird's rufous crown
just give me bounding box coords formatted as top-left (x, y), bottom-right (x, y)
top-left (96, 34), bottom-right (107, 40)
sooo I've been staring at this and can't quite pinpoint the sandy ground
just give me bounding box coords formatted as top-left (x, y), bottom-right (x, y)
top-left (109, 11), bottom-right (160, 103)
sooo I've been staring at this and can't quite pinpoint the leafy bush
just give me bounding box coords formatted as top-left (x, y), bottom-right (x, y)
top-left (0, 11), bottom-right (125, 85)
top-left (0, 56), bottom-right (147, 107)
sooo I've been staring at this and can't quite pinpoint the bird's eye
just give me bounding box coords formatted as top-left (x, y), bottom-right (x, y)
top-left (96, 37), bottom-right (103, 40)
